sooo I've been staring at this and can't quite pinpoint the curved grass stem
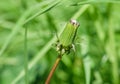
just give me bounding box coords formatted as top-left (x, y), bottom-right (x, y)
top-left (24, 27), bottom-right (28, 84)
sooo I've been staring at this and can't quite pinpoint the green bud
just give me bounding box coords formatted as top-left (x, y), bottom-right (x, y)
top-left (56, 20), bottom-right (80, 55)
top-left (59, 19), bottom-right (80, 47)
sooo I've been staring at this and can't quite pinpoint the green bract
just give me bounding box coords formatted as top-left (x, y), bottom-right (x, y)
top-left (56, 20), bottom-right (80, 55)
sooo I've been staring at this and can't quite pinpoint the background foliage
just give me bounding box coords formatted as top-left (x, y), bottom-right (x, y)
top-left (0, 0), bottom-right (120, 84)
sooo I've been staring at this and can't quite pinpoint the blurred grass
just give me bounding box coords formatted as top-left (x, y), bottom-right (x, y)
top-left (0, 0), bottom-right (120, 84)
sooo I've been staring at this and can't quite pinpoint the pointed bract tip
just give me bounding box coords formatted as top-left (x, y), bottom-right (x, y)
top-left (70, 19), bottom-right (80, 27)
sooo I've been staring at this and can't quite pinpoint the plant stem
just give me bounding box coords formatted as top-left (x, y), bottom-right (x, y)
top-left (24, 27), bottom-right (28, 84)
top-left (45, 54), bottom-right (62, 84)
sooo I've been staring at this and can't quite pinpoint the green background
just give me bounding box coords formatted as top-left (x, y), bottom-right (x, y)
top-left (0, 0), bottom-right (120, 84)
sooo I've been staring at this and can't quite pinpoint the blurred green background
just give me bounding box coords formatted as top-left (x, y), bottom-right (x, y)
top-left (0, 0), bottom-right (120, 84)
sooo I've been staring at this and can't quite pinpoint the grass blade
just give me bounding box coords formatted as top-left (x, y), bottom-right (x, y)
top-left (70, 0), bottom-right (120, 6)
top-left (0, 0), bottom-right (61, 57)
top-left (24, 26), bottom-right (28, 84)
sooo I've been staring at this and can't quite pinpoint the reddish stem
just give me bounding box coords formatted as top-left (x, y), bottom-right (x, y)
top-left (45, 55), bottom-right (62, 84)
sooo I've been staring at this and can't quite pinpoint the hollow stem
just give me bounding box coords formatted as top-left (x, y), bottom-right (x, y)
top-left (45, 54), bottom-right (62, 84)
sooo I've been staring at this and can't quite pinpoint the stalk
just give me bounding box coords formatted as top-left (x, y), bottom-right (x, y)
top-left (45, 54), bottom-right (62, 84)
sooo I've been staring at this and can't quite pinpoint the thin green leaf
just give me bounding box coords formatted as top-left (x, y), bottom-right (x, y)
top-left (70, 0), bottom-right (120, 6)
top-left (0, 0), bottom-right (61, 57)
